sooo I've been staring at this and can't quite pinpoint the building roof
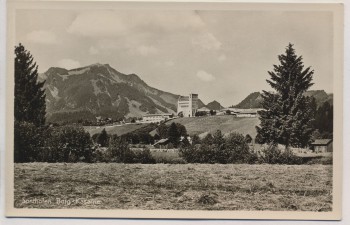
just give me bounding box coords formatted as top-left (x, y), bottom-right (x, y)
top-left (153, 138), bottom-right (169, 145)
top-left (143, 113), bottom-right (172, 117)
top-left (198, 107), bottom-right (211, 112)
top-left (178, 96), bottom-right (190, 101)
top-left (238, 109), bottom-right (259, 114)
top-left (222, 108), bottom-right (260, 114)
top-left (311, 139), bottom-right (333, 146)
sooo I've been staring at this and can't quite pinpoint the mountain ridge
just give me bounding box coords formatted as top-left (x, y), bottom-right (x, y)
top-left (233, 90), bottom-right (333, 109)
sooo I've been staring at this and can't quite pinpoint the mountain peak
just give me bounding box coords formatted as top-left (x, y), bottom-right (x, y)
top-left (87, 63), bottom-right (110, 68)
top-left (45, 67), bottom-right (69, 75)
top-left (233, 92), bottom-right (262, 109)
top-left (206, 100), bottom-right (224, 110)
top-left (210, 100), bottom-right (220, 104)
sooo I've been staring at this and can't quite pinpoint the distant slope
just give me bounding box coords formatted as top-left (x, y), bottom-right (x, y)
top-left (197, 99), bottom-right (206, 109)
top-left (233, 92), bottom-right (262, 108)
top-left (304, 90), bottom-right (333, 106)
top-left (84, 123), bottom-right (149, 136)
top-left (151, 116), bottom-right (260, 138)
top-left (234, 90), bottom-right (333, 109)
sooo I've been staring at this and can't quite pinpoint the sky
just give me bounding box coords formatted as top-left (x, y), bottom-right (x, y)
top-left (15, 9), bottom-right (334, 106)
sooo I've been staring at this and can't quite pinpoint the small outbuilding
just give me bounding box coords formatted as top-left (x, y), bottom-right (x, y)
top-left (153, 138), bottom-right (170, 149)
top-left (311, 139), bottom-right (333, 153)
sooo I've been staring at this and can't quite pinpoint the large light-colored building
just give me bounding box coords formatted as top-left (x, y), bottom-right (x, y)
top-left (142, 113), bottom-right (172, 123)
top-left (177, 93), bottom-right (199, 117)
top-left (220, 108), bottom-right (261, 117)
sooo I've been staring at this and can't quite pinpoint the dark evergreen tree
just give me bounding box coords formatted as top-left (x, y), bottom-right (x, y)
top-left (167, 122), bottom-right (180, 147)
top-left (191, 134), bottom-right (201, 145)
top-left (212, 130), bottom-right (228, 163)
top-left (14, 121), bottom-right (43, 162)
top-left (153, 133), bottom-right (160, 141)
top-left (256, 43), bottom-right (315, 148)
top-left (15, 43), bottom-right (46, 126)
top-left (96, 128), bottom-right (109, 147)
top-left (156, 123), bottom-right (168, 139)
top-left (245, 134), bottom-right (253, 144)
top-left (108, 135), bottom-right (134, 163)
top-left (202, 133), bottom-right (214, 145)
top-left (14, 44), bottom-right (47, 162)
top-left (212, 130), bottom-right (225, 146)
top-left (314, 101), bottom-right (333, 136)
top-left (225, 132), bottom-right (252, 163)
top-left (175, 123), bottom-right (188, 137)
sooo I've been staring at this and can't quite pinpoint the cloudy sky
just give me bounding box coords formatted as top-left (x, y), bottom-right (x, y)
top-left (16, 9), bottom-right (333, 106)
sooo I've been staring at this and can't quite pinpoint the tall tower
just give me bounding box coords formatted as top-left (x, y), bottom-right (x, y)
top-left (177, 93), bottom-right (198, 117)
top-left (189, 93), bottom-right (198, 117)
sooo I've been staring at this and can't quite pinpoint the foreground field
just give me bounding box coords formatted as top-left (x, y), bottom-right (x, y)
top-left (14, 163), bottom-right (332, 211)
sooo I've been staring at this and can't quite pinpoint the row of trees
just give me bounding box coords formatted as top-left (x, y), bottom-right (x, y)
top-left (74, 126), bottom-right (304, 164)
top-left (15, 120), bottom-right (309, 164)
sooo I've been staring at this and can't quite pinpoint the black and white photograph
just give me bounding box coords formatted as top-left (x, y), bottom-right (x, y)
top-left (4, 1), bottom-right (344, 220)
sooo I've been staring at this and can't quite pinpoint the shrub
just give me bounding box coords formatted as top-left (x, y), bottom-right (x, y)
top-left (305, 156), bottom-right (333, 165)
top-left (179, 131), bottom-right (257, 164)
top-left (108, 136), bottom-right (155, 163)
top-left (225, 132), bottom-right (257, 163)
top-left (108, 136), bottom-right (133, 163)
top-left (91, 148), bottom-right (111, 163)
top-left (195, 111), bottom-right (207, 117)
top-left (133, 148), bottom-right (156, 164)
top-left (14, 121), bottom-right (45, 162)
top-left (259, 145), bottom-right (302, 165)
top-left (96, 128), bottom-right (109, 147)
top-left (39, 125), bottom-right (93, 162)
top-left (151, 151), bottom-right (186, 164)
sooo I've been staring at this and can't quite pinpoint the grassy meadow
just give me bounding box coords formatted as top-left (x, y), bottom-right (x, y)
top-left (14, 163), bottom-right (332, 211)
top-left (155, 116), bottom-right (260, 138)
top-left (84, 123), bottom-right (149, 136)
